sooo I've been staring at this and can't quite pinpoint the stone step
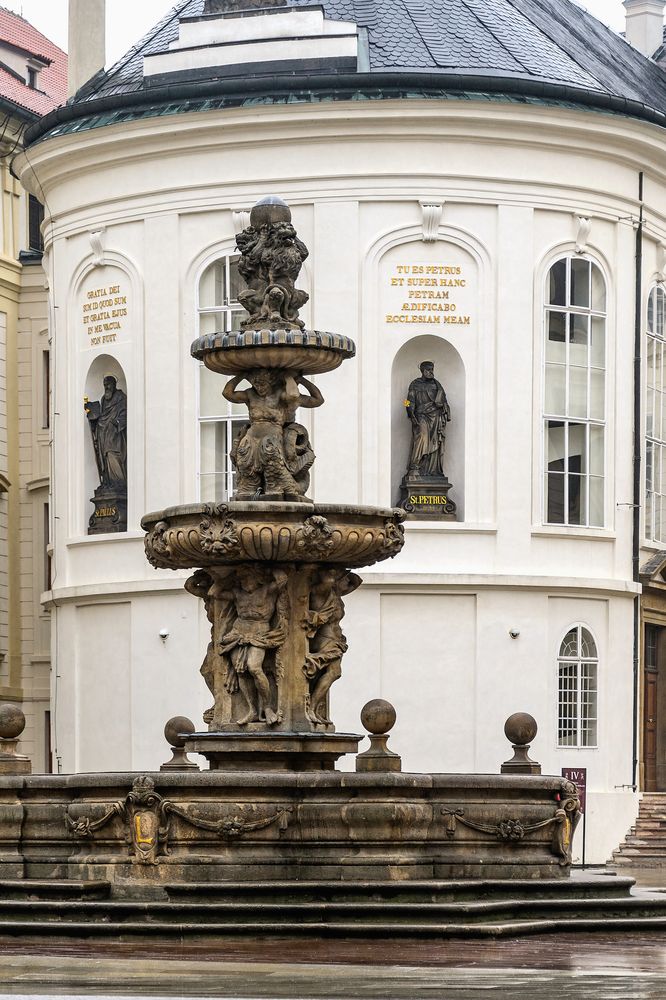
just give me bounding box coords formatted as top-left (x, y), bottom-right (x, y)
top-left (611, 855), bottom-right (666, 867)
top-left (620, 837), bottom-right (666, 847)
top-left (0, 895), bottom-right (664, 926)
top-left (0, 914), bottom-right (665, 939)
top-left (0, 880), bottom-right (110, 901)
top-left (160, 877), bottom-right (637, 904)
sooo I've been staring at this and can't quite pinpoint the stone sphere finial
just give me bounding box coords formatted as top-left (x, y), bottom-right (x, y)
top-left (501, 712), bottom-right (540, 775)
top-left (0, 704), bottom-right (25, 741)
top-left (161, 716), bottom-right (199, 772)
top-left (504, 712), bottom-right (538, 747)
top-left (361, 698), bottom-right (397, 736)
top-left (164, 716), bottom-right (195, 749)
top-left (250, 195), bottom-right (291, 229)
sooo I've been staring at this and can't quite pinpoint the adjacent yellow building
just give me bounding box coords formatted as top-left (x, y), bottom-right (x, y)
top-left (0, 10), bottom-right (66, 770)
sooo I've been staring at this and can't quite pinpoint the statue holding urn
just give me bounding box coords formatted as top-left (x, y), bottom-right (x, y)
top-left (398, 361), bottom-right (457, 519)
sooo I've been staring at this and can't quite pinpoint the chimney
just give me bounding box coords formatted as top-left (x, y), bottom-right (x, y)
top-left (624, 0), bottom-right (665, 57)
top-left (68, 0), bottom-right (106, 97)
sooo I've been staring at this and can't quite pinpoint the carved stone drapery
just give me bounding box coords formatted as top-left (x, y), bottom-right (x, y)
top-left (65, 776), bottom-right (292, 865)
top-left (441, 784), bottom-right (582, 865)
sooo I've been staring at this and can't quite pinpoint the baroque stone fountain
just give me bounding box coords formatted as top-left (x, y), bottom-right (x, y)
top-left (143, 196), bottom-right (405, 771)
top-left (0, 198), bottom-right (585, 915)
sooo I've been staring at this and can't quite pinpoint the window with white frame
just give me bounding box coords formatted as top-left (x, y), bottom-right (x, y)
top-left (543, 257), bottom-right (606, 527)
top-left (646, 285), bottom-right (666, 543)
top-left (197, 255), bottom-right (247, 502)
top-left (557, 625), bottom-right (598, 747)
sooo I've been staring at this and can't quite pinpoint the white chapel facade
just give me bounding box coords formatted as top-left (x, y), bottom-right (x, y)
top-left (16, 0), bottom-right (666, 861)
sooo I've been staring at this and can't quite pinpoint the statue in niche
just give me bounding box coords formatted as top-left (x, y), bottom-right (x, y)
top-left (223, 370), bottom-right (321, 500)
top-left (84, 374), bottom-right (128, 533)
top-left (302, 568), bottom-right (362, 725)
top-left (406, 361), bottom-right (450, 477)
top-left (398, 361), bottom-right (457, 519)
top-left (236, 207), bottom-right (309, 330)
top-left (217, 565), bottom-right (290, 726)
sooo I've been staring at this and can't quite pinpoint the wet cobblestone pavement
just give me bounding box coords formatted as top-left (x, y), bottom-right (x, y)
top-left (0, 931), bottom-right (665, 999)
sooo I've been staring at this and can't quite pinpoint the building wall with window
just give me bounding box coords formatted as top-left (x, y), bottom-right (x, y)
top-left (0, 9), bottom-right (66, 770)
top-left (18, 85), bottom-right (666, 859)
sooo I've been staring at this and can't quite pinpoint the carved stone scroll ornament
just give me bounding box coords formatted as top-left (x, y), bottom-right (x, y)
top-left (302, 568), bottom-right (362, 725)
top-left (65, 776), bottom-right (293, 865)
top-left (441, 784), bottom-right (581, 865)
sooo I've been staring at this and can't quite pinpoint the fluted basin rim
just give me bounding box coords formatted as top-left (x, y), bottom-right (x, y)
top-left (142, 501), bottom-right (405, 570)
top-left (191, 329), bottom-right (356, 376)
top-left (141, 501), bottom-right (403, 529)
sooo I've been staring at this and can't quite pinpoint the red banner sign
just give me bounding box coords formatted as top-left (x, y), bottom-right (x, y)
top-left (561, 767), bottom-right (587, 814)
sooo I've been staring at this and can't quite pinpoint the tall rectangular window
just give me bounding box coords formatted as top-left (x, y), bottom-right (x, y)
top-left (197, 255), bottom-right (246, 502)
top-left (42, 349), bottom-right (50, 429)
top-left (28, 196), bottom-right (44, 254)
top-left (544, 257), bottom-right (606, 526)
top-left (646, 286), bottom-right (666, 542)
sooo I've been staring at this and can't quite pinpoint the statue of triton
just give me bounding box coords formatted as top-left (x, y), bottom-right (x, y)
top-left (398, 361), bottom-right (457, 520)
top-left (84, 374), bottom-right (128, 533)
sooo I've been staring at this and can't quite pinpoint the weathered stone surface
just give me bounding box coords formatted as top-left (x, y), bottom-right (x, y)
top-left (142, 502), bottom-right (405, 570)
top-left (0, 771), bottom-right (581, 885)
top-left (191, 329), bottom-right (355, 377)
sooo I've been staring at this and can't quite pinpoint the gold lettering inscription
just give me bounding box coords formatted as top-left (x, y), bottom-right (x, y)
top-left (386, 262), bottom-right (471, 327)
top-left (83, 283), bottom-right (129, 345)
top-left (96, 506), bottom-right (118, 518)
top-left (409, 495), bottom-right (448, 505)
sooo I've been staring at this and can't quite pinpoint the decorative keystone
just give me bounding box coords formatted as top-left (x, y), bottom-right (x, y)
top-left (160, 716), bottom-right (200, 772)
top-left (0, 703), bottom-right (31, 775)
top-left (356, 698), bottom-right (402, 773)
top-left (501, 712), bottom-right (541, 775)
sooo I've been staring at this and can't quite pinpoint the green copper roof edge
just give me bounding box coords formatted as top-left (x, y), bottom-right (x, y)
top-left (23, 70), bottom-right (666, 149)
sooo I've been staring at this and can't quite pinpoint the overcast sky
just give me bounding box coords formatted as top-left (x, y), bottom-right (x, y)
top-left (1, 0), bottom-right (628, 64)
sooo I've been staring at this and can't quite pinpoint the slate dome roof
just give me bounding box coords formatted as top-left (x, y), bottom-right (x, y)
top-left (26, 0), bottom-right (666, 144)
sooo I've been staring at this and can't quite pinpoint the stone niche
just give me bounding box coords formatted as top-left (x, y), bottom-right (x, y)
top-left (83, 355), bottom-right (128, 534)
top-left (391, 335), bottom-right (465, 520)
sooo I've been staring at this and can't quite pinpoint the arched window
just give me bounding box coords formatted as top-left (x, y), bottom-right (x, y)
top-left (557, 625), bottom-right (598, 747)
top-left (544, 257), bottom-right (606, 526)
top-left (646, 285), bottom-right (666, 542)
top-left (196, 254), bottom-right (246, 501)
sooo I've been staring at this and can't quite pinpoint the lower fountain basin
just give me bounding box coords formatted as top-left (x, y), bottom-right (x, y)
top-left (142, 501), bottom-right (405, 570)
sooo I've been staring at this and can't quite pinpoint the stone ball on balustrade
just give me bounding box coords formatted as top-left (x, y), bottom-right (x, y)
top-left (0, 703), bottom-right (25, 740)
top-left (164, 716), bottom-right (195, 749)
top-left (361, 698), bottom-right (397, 735)
top-left (504, 712), bottom-right (538, 746)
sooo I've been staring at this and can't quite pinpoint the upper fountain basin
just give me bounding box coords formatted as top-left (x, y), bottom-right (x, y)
top-left (142, 501), bottom-right (405, 570)
top-left (191, 329), bottom-right (356, 376)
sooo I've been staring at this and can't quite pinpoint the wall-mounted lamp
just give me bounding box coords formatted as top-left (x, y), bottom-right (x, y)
top-left (509, 629), bottom-right (520, 639)
top-left (159, 628), bottom-right (169, 642)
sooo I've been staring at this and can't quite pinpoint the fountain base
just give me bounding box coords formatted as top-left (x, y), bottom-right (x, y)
top-left (186, 730), bottom-right (362, 771)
